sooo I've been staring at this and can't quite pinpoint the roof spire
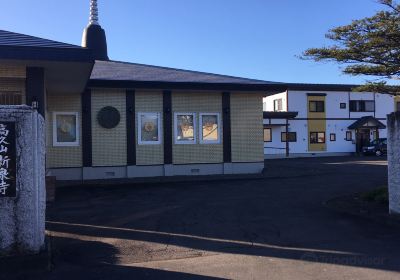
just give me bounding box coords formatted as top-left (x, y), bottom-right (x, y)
top-left (82, 0), bottom-right (109, 60)
top-left (89, 0), bottom-right (99, 25)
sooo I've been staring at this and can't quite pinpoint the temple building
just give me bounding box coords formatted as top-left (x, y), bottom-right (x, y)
top-left (0, 0), bottom-right (283, 181)
top-left (1, 1), bottom-right (397, 182)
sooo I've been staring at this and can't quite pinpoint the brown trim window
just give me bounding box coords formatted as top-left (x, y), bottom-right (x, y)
top-left (330, 133), bottom-right (336, 141)
top-left (273, 99), bottom-right (283, 112)
top-left (310, 132), bottom-right (325, 144)
top-left (349, 100), bottom-right (375, 112)
top-left (281, 132), bottom-right (297, 142)
top-left (345, 131), bottom-right (352, 141)
top-left (264, 128), bottom-right (272, 142)
top-left (309, 101), bottom-right (325, 112)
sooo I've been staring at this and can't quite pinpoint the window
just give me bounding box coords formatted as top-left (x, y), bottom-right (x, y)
top-left (310, 132), bottom-right (325, 144)
top-left (53, 112), bottom-right (79, 146)
top-left (349, 100), bottom-right (375, 112)
top-left (0, 91), bottom-right (23, 105)
top-left (264, 128), bottom-right (272, 142)
top-left (309, 101), bottom-right (325, 112)
top-left (397, 101), bottom-right (400, 112)
top-left (340, 103), bottom-right (346, 109)
top-left (365, 101), bottom-right (375, 112)
top-left (281, 132), bottom-right (297, 142)
top-left (345, 131), bottom-right (352, 141)
top-left (199, 113), bottom-right (221, 144)
top-left (330, 133), bottom-right (336, 141)
top-left (273, 99), bottom-right (283, 112)
top-left (138, 112), bottom-right (161, 145)
top-left (175, 113), bottom-right (196, 144)
top-left (372, 130), bottom-right (377, 141)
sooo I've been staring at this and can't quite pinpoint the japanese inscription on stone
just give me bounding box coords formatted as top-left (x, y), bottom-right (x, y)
top-left (0, 122), bottom-right (16, 197)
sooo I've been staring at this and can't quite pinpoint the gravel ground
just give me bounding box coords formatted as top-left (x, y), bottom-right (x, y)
top-left (3, 156), bottom-right (400, 280)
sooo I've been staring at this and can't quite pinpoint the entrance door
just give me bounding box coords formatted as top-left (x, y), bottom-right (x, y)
top-left (357, 129), bottom-right (370, 152)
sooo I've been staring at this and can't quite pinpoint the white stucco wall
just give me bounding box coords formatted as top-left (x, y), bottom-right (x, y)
top-left (375, 93), bottom-right (394, 118)
top-left (325, 91), bottom-right (350, 118)
top-left (263, 91), bottom-right (287, 111)
top-left (264, 90), bottom-right (393, 156)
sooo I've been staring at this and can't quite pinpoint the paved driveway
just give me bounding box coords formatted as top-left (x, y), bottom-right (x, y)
top-left (23, 157), bottom-right (400, 279)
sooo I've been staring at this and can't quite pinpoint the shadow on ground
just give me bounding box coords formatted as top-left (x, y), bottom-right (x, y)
top-left (1, 236), bottom-right (223, 280)
top-left (11, 156), bottom-right (398, 279)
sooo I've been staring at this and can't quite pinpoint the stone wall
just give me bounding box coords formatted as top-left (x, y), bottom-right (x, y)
top-left (387, 111), bottom-right (400, 214)
top-left (0, 106), bottom-right (45, 255)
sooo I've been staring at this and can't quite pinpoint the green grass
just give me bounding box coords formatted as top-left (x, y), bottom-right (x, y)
top-left (361, 186), bottom-right (389, 205)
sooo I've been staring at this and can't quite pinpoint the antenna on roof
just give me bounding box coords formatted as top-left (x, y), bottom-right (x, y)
top-left (89, 0), bottom-right (99, 25)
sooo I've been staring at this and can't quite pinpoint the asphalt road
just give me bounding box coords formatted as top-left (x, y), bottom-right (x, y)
top-left (9, 156), bottom-right (400, 280)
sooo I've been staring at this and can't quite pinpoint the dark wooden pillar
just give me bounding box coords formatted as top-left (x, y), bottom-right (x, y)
top-left (285, 118), bottom-right (289, 157)
top-left (355, 129), bottom-right (359, 154)
top-left (126, 90), bottom-right (136, 166)
top-left (26, 67), bottom-right (45, 117)
top-left (82, 89), bottom-right (92, 167)
top-left (163, 90), bottom-right (173, 164)
top-left (222, 92), bottom-right (232, 163)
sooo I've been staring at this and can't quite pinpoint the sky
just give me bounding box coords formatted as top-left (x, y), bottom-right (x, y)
top-left (0, 0), bottom-right (389, 84)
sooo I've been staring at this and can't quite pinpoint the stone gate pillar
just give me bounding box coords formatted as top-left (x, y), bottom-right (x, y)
top-left (0, 106), bottom-right (45, 255)
top-left (387, 111), bottom-right (400, 215)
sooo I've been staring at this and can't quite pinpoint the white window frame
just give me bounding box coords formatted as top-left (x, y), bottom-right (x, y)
top-left (174, 112), bottom-right (196, 144)
top-left (199, 113), bottom-right (221, 144)
top-left (52, 112), bottom-right (80, 147)
top-left (137, 112), bottom-right (162, 145)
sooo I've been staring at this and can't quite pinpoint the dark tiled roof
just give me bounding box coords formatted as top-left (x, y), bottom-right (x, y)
top-left (0, 29), bottom-right (82, 49)
top-left (286, 83), bottom-right (359, 91)
top-left (263, 111), bottom-right (298, 119)
top-left (0, 30), bottom-right (93, 62)
top-left (348, 116), bottom-right (386, 129)
top-left (90, 60), bottom-right (281, 85)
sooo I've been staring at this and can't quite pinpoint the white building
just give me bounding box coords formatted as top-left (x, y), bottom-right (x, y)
top-left (263, 84), bottom-right (396, 158)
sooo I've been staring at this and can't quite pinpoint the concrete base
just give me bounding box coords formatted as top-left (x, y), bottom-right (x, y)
top-left (264, 152), bottom-right (353, 159)
top-left (170, 164), bottom-right (224, 176)
top-left (164, 164), bottom-right (174, 177)
top-left (49, 168), bottom-right (82, 181)
top-left (47, 162), bottom-right (265, 181)
top-left (83, 166), bottom-right (127, 180)
top-left (232, 162), bottom-right (264, 174)
top-left (223, 163), bottom-right (233, 175)
top-left (129, 165), bottom-right (165, 178)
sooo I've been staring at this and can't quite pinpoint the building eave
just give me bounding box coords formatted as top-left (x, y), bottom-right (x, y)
top-left (287, 83), bottom-right (359, 92)
top-left (263, 111), bottom-right (299, 119)
top-left (0, 45), bottom-right (94, 63)
top-left (88, 79), bottom-right (288, 92)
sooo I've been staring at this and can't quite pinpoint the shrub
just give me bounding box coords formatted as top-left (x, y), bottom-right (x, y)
top-left (361, 187), bottom-right (388, 205)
